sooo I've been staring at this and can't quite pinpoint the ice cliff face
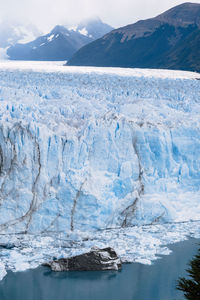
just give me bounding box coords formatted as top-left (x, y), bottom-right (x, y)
top-left (0, 62), bottom-right (199, 234)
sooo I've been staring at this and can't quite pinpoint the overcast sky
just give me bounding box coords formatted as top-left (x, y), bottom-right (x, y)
top-left (1, 0), bottom-right (200, 32)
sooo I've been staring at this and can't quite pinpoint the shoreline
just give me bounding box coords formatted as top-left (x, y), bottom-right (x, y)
top-left (0, 237), bottom-right (199, 300)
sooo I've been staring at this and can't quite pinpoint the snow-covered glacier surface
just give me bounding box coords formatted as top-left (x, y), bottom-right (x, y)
top-left (0, 61), bottom-right (200, 279)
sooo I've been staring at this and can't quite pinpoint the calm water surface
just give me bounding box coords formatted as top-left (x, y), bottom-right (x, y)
top-left (0, 238), bottom-right (199, 300)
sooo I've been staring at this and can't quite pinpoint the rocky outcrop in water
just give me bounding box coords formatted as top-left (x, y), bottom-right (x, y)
top-left (47, 247), bottom-right (122, 271)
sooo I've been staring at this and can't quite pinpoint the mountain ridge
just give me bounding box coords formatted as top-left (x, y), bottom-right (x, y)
top-left (67, 2), bottom-right (200, 72)
top-left (7, 18), bottom-right (113, 61)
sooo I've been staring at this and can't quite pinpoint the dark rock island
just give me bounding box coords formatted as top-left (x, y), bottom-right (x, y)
top-left (46, 247), bottom-right (122, 271)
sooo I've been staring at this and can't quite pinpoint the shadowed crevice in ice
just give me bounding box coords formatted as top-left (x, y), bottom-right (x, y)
top-left (0, 64), bottom-right (199, 233)
top-left (0, 62), bottom-right (199, 280)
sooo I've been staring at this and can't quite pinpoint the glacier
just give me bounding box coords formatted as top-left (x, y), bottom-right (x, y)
top-left (0, 61), bottom-right (199, 279)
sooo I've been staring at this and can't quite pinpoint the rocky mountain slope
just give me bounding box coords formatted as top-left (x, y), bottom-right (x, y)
top-left (67, 2), bottom-right (200, 72)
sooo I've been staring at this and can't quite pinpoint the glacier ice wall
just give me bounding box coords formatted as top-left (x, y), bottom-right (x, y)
top-left (0, 64), bottom-right (200, 233)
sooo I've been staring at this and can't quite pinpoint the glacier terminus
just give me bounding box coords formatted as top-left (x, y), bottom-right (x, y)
top-left (0, 61), bottom-right (199, 280)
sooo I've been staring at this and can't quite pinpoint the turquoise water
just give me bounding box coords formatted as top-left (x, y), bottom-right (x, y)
top-left (0, 238), bottom-right (199, 300)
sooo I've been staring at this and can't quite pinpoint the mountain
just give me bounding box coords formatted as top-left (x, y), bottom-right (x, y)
top-left (0, 21), bottom-right (40, 48)
top-left (7, 25), bottom-right (92, 61)
top-left (7, 18), bottom-right (113, 61)
top-left (73, 17), bottom-right (113, 40)
top-left (67, 2), bottom-right (200, 72)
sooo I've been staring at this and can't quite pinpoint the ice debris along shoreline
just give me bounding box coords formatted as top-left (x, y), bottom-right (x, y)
top-left (0, 63), bottom-right (199, 233)
top-left (0, 220), bottom-right (200, 281)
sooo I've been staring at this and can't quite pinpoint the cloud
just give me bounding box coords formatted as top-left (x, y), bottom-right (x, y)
top-left (0, 0), bottom-right (200, 32)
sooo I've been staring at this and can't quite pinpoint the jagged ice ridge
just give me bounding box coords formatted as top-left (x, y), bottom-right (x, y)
top-left (0, 62), bottom-right (199, 234)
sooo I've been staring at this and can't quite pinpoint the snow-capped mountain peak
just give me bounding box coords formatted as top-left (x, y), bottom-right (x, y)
top-left (67, 17), bottom-right (113, 39)
top-left (78, 27), bottom-right (89, 37)
top-left (7, 18), bottom-right (113, 61)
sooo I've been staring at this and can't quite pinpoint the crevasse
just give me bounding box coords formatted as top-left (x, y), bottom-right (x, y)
top-left (0, 63), bottom-right (199, 233)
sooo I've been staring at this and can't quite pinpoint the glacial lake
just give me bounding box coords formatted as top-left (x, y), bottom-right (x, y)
top-left (0, 238), bottom-right (199, 300)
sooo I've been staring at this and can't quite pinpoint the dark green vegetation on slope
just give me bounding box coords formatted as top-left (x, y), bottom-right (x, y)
top-left (177, 247), bottom-right (200, 299)
top-left (67, 3), bottom-right (200, 72)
